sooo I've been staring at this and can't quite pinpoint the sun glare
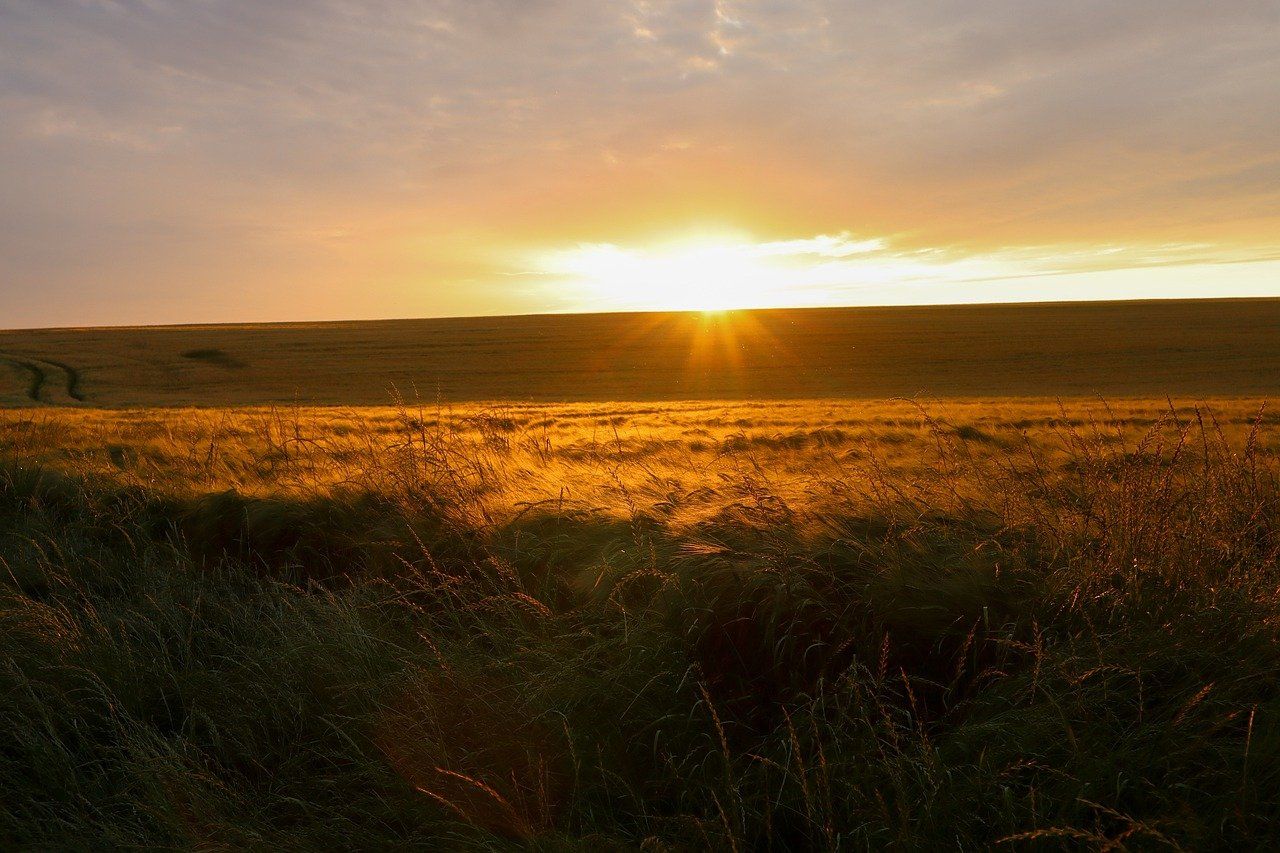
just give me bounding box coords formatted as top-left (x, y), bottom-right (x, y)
top-left (537, 235), bottom-right (808, 312)
top-left (528, 230), bottom-right (1001, 312)
top-left (527, 232), bottom-right (1280, 314)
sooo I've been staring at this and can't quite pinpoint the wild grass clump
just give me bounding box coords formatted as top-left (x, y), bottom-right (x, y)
top-left (2, 402), bottom-right (1280, 848)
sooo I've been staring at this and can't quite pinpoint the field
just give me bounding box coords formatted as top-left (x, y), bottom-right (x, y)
top-left (5, 302), bottom-right (1280, 848)
top-left (3, 299), bottom-right (1280, 406)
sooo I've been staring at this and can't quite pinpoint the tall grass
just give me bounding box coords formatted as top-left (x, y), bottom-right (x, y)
top-left (2, 402), bottom-right (1280, 848)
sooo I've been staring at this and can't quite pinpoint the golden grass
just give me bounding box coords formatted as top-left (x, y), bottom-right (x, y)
top-left (4, 395), bottom-right (1280, 846)
top-left (4, 398), bottom-right (1274, 528)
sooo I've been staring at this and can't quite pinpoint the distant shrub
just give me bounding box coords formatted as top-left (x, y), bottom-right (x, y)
top-left (182, 348), bottom-right (247, 369)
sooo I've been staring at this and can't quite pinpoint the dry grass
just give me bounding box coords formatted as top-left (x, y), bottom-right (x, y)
top-left (3, 396), bottom-right (1280, 848)
top-left (4, 397), bottom-right (1278, 516)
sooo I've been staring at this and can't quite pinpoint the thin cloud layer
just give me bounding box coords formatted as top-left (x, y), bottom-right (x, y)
top-left (1, 0), bottom-right (1277, 325)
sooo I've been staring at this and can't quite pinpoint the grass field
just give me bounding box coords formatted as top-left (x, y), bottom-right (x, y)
top-left (4, 395), bottom-right (1280, 848)
top-left (2, 298), bottom-right (1280, 406)
top-left (5, 303), bottom-right (1280, 848)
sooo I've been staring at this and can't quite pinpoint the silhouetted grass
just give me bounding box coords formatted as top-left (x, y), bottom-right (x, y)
top-left (2, 403), bottom-right (1280, 848)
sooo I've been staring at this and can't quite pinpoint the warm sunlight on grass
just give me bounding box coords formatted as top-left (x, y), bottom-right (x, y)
top-left (6, 399), bottom-right (1280, 847)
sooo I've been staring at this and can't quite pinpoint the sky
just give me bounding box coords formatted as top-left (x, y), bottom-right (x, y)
top-left (1, 0), bottom-right (1278, 327)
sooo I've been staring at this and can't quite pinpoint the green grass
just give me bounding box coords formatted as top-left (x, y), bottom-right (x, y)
top-left (3, 403), bottom-right (1280, 848)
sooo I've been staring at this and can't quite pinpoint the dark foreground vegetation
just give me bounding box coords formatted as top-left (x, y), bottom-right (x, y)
top-left (3, 405), bottom-right (1280, 849)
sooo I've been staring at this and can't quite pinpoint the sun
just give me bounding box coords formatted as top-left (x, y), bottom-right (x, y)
top-left (535, 234), bottom-right (790, 312)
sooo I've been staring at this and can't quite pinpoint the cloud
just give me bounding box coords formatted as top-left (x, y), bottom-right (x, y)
top-left (0, 0), bottom-right (1277, 325)
top-left (755, 234), bottom-right (886, 258)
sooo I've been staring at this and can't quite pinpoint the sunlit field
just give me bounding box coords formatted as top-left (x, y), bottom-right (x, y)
top-left (6, 0), bottom-right (1278, 845)
top-left (4, 299), bottom-right (1280, 406)
top-left (5, 392), bottom-right (1280, 848)
top-left (5, 398), bottom-right (1280, 517)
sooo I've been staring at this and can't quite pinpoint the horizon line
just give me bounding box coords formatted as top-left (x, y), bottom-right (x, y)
top-left (3, 292), bottom-right (1278, 336)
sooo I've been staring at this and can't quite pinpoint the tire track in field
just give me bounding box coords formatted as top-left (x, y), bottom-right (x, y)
top-left (32, 358), bottom-right (87, 402)
top-left (0, 356), bottom-right (47, 401)
top-left (0, 354), bottom-right (86, 403)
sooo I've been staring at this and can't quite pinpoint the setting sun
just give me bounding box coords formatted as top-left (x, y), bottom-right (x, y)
top-left (5, 2), bottom-right (1280, 847)
top-left (523, 231), bottom-right (1280, 314)
top-left (530, 231), bottom-right (902, 312)
top-left (536, 237), bottom-right (782, 312)
top-left (2, 2), bottom-right (1277, 327)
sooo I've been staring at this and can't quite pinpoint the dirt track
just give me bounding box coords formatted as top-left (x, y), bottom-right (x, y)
top-left (0, 354), bottom-right (85, 404)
